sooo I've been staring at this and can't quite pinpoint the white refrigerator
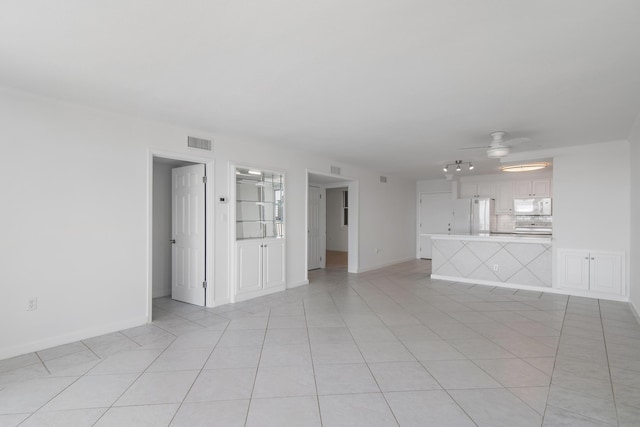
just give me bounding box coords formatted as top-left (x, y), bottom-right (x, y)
top-left (452, 198), bottom-right (495, 235)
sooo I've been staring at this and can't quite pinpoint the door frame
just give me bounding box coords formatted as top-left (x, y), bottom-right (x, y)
top-left (305, 170), bottom-right (359, 278)
top-left (147, 149), bottom-right (215, 323)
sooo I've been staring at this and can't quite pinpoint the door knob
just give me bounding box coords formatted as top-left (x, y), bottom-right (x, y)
top-left (170, 239), bottom-right (176, 244)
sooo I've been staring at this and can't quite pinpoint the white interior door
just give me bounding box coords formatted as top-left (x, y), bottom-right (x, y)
top-left (419, 192), bottom-right (453, 259)
top-left (308, 186), bottom-right (325, 270)
top-left (171, 164), bottom-right (206, 306)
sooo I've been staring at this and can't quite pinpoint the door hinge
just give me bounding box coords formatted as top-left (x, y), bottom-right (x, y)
top-left (202, 176), bottom-right (207, 183)
top-left (320, 256), bottom-right (323, 261)
top-left (202, 281), bottom-right (207, 289)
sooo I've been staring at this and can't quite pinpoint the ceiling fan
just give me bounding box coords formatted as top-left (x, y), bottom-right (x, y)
top-left (458, 131), bottom-right (532, 159)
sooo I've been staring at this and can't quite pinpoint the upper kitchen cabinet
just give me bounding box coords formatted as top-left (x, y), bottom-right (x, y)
top-left (513, 179), bottom-right (552, 198)
top-left (460, 181), bottom-right (495, 199)
top-left (495, 181), bottom-right (514, 214)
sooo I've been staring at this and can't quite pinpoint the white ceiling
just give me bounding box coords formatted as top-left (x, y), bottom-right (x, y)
top-left (2, 1), bottom-right (639, 179)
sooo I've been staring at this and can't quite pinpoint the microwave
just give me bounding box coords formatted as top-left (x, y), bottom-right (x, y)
top-left (513, 198), bottom-right (552, 216)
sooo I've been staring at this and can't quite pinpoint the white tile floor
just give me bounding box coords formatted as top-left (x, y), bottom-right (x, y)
top-left (1, 260), bottom-right (640, 426)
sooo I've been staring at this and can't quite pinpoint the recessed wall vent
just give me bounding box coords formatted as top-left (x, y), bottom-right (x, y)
top-left (380, 176), bottom-right (388, 183)
top-left (188, 136), bottom-right (213, 151)
top-left (330, 165), bottom-right (341, 175)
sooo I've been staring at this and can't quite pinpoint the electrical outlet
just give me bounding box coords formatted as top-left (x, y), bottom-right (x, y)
top-left (492, 264), bottom-right (499, 272)
top-left (27, 297), bottom-right (38, 311)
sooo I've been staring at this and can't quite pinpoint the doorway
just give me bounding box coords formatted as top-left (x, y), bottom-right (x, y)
top-left (148, 151), bottom-right (214, 321)
top-left (325, 187), bottom-right (349, 269)
top-left (306, 171), bottom-right (359, 277)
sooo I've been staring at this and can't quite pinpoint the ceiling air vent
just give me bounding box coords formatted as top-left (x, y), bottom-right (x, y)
top-left (380, 176), bottom-right (388, 183)
top-left (188, 136), bottom-right (213, 151)
top-left (331, 165), bottom-right (341, 175)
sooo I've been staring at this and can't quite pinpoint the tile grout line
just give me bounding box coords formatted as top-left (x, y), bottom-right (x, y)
top-left (165, 314), bottom-right (234, 426)
top-left (243, 308), bottom-right (270, 427)
top-left (599, 299), bottom-right (621, 427)
top-left (302, 297), bottom-right (324, 427)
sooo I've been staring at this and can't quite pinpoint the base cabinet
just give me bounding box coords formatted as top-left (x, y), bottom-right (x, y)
top-left (557, 249), bottom-right (624, 296)
top-left (236, 239), bottom-right (285, 299)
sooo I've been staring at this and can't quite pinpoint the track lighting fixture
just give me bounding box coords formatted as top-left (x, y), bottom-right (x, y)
top-left (443, 160), bottom-right (474, 173)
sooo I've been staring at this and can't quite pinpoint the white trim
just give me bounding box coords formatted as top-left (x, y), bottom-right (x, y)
top-left (147, 149), bottom-right (216, 323)
top-left (152, 289), bottom-right (171, 299)
top-left (357, 257), bottom-right (416, 273)
top-left (0, 316), bottom-right (148, 361)
top-left (306, 169), bottom-right (360, 276)
top-left (288, 280), bottom-right (310, 288)
top-left (430, 274), bottom-right (629, 302)
top-left (630, 301), bottom-right (640, 324)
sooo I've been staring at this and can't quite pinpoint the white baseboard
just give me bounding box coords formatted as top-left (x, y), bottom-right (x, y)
top-left (630, 300), bottom-right (640, 324)
top-left (0, 316), bottom-right (148, 361)
top-left (357, 257), bottom-right (416, 273)
top-left (430, 274), bottom-right (629, 302)
top-left (152, 288), bottom-right (171, 298)
top-left (287, 280), bottom-right (309, 289)
top-left (210, 297), bottom-right (230, 308)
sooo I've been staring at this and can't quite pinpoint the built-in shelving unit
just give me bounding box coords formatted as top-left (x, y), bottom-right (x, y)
top-left (236, 168), bottom-right (284, 240)
top-left (234, 167), bottom-right (286, 302)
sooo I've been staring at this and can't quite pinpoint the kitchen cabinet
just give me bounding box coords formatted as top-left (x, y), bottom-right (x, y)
top-left (557, 249), bottom-right (624, 296)
top-left (495, 181), bottom-right (513, 214)
top-left (460, 182), bottom-right (495, 198)
top-left (235, 167), bottom-right (286, 301)
top-left (236, 238), bottom-right (285, 296)
top-left (513, 179), bottom-right (552, 198)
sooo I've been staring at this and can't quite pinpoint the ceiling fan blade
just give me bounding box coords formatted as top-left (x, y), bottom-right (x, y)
top-left (503, 137), bottom-right (531, 146)
top-left (457, 145), bottom-right (490, 150)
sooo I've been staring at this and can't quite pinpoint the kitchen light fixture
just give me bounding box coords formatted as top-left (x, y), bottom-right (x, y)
top-left (443, 160), bottom-right (474, 173)
top-left (500, 162), bottom-right (550, 172)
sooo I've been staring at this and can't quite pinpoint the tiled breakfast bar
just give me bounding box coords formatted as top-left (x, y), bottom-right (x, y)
top-left (431, 234), bottom-right (552, 290)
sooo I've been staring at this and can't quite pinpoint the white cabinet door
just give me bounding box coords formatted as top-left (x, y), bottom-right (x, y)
top-left (460, 182), bottom-right (494, 198)
top-left (263, 239), bottom-right (285, 289)
top-left (513, 181), bottom-right (533, 198)
top-left (532, 179), bottom-right (551, 197)
top-left (513, 179), bottom-right (551, 198)
top-left (558, 250), bottom-right (590, 290)
top-left (495, 181), bottom-right (513, 214)
top-left (460, 182), bottom-right (477, 198)
top-left (590, 252), bottom-right (623, 295)
top-left (476, 182), bottom-right (495, 198)
top-left (558, 249), bottom-right (624, 296)
top-left (237, 240), bottom-right (262, 294)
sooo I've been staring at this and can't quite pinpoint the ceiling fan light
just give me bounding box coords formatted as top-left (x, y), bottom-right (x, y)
top-left (501, 162), bottom-right (550, 172)
top-left (487, 146), bottom-right (510, 158)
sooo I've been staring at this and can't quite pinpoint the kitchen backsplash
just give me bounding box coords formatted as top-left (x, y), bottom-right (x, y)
top-left (495, 214), bottom-right (516, 232)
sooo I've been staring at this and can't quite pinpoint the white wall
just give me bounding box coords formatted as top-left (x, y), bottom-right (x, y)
top-left (152, 162), bottom-right (173, 298)
top-left (326, 187), bottom-right (348, 251)
top-left (551, 140), bottom-right (631, 294)
top-left (0, 88), bottom-right (416, 359)
top-left (629, 116), bottom-right (640, 315)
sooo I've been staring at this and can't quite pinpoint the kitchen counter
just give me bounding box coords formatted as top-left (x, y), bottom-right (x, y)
top-left (432, 233), bottom-right (552, 244)
top-left (430, 233), bottom-right (552, 290)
